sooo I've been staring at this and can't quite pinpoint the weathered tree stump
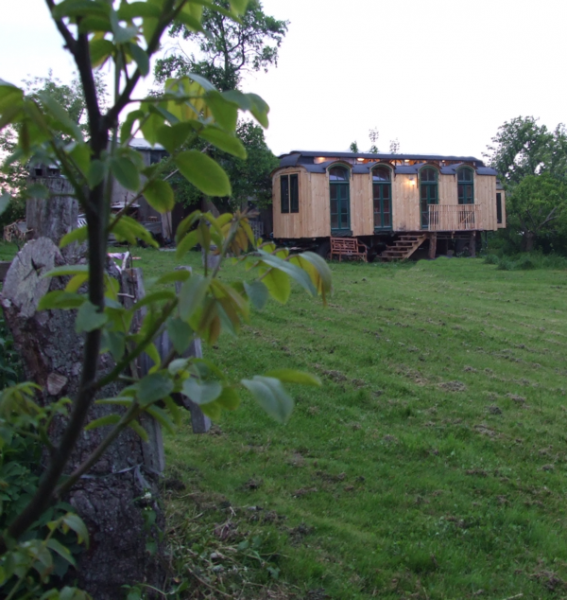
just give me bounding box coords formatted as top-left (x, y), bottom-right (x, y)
top-left (26, 177), bottom-right (83, 261)
top-left (1, 238), bottom-right (164, 599)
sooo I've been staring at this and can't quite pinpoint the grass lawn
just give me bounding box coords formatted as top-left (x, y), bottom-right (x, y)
top-left (5, 241), bottom-right (567, 598)
top-left (130, 250), bottom-right (567, 600)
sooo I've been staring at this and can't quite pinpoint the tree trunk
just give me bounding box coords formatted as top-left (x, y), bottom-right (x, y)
top-left (1, 236), bottom-right (165, 597)
top-left (523, 230), bottom-right (536, 252)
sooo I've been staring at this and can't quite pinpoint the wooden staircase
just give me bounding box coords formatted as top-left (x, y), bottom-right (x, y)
top-left (380, 233), bottom-right (427, 262)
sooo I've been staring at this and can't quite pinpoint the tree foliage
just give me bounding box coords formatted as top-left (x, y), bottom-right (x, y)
top-left (154, 0), bottom-right (288, 91)
top-left (507, 174), bottom-right (567, 252)
top-left (486, 116), bottom-right (567, 253)
top-left (485, 116), bottom-right (567, 187)
top-left (0, 0), bottom-right (330, 597)
top-left (171, 119), bottom-right (278, 210)
top-left (0, 71), bottom-right (108, 227)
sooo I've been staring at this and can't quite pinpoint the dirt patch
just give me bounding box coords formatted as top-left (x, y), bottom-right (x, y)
top-left (439, 381), bottom-right (467, 392)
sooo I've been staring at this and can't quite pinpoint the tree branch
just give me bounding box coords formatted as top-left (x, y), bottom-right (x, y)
top-left (45, 0), bottom-right (77, 54)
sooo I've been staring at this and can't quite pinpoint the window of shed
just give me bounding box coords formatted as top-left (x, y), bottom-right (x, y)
top-left (372, 167), bottom-right (391, 182)
top-left (329, 167), bottom-right (348, 181)
top-left (457, 168), bottom-right (474, 204)
top-left (280, 174), bottom-right (299, 213)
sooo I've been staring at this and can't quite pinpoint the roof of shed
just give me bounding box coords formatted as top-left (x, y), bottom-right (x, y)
top-left (278, 151), bottom-right (498, 176)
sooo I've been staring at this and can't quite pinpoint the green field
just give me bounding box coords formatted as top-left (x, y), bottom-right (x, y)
top-left (134, 251), bottom-right (567, 600)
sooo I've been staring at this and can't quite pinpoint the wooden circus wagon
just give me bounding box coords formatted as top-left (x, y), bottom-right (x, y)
top-left (272, 151), bottom-right (506, 261)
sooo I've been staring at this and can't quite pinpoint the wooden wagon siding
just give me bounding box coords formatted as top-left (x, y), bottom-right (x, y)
top-left (272, 151), bottom-right (506, 242)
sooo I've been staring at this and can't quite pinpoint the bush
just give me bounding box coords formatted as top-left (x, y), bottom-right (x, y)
top-left (483, 254), bottom-right (499, 265)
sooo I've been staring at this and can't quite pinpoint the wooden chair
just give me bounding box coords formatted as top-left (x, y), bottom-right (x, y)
top-left (329, 237), bottom-right (368, 262)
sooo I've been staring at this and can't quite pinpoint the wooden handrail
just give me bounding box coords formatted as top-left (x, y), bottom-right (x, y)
top-left (428, 205), bottom-right (481, 231)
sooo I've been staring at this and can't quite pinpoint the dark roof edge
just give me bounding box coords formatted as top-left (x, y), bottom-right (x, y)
top-left (279, 150), bottom-right (486, 165)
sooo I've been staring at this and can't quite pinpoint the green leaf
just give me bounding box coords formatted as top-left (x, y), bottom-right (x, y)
top-left (66, 273), bottom-right (89, 293)
top-left (182, 378), bottom-right (222, 405)
top-left (112, 215), bottom-right (158, 247)
top-left (216, 386), bottom-right (240, 411)
top-left (144, 179), bottom-right (174, 213)
top-left (128, 419), bottom-right (149, 442)
top-left (166, 317), bottom-right (193, 354)
top-left (90, 38), bottom-right (114, 67)
top-left (205, 91), bottom-right (238, 131)
top-left (60, 226), bottom-right (88, 249)
top-left (177, 2), bottom-right (203, 32)
top-left (228, 0), bottom-right (248, 15)
top-left (128, 43), bottom-right (150, 76)
top-left (0, 80), bottom-right (23, 111)
top-left (38, 92), bottom-right (83, 141)
top-left (156, 122), bottom-right (192, 153)
top-left (75, 301), bottom-right (108, 333)
top-left (43, 265), bottom-right (89, 278)
top-left (103, 330), bottom-right (125, 361)
top-left (154, 270), bottom-right (191, 286)
top-left (110, 156), bottom-right (140, 191)
top-left (120, 109), bottom-right (145, 144)
top-left (176, 229), bottom-right (199, 258)
top-left (261, 266), bottom-right (290, 304)
top-left (146, 403), bottom-right (176, 433)
top-left (38, 291), bottom-right (85, 311)
top-left (290, 251), bottom-right (333, 303)
top-left (200, 401), bottom-right (221, 420)
top-left (62, 513), bottom-right (90, 546)
top-left (241, 376), bottom-right (293, 423)
top-left (69, 142), bottom-right (91, 175)
top-left (46, 538), bottom-right (76, 566)
top-left (176, 150), bottom-right (231, 197)
top-left (110, 8), bottom-right (138, 42)
top-left (85, 414), bottom-right (120, 431)
top-left (137, 373), bottom-right (174, 406)
top-left (199, 126), bottom-right (247, 159)
top-left (117, 1), bottom-right (161, 19)
top-left (258, 250), bottom-right (316, 296)
top-left (179, 273), bottom-right (209, 321)
top-left (264, 369), bottom-right (322, 386)
top-left (88, 159), bottom-right (106, 188)
top-left (140, 105), bottom-right (164, 145)
top-left (0, 192), bottom-right (11, 216)
top-left (244, 281), bottom-right (268, 310)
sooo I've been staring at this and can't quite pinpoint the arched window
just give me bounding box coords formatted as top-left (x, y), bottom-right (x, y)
top-left (420, 167), bottom-right (438, 229)
top-left (372, 166), bottom-right (392, 230)
top-left (329, 166), bottom-right (350, 233)
top-left (457, 167), bottom-right (474, 204)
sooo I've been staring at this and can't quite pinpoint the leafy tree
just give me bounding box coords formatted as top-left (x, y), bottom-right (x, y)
top-left (171, 119), bottom-right (278, 212)
top-left (507, 174), bottom-right (567, 252)
top-left (484, 116), bottom-right (567, 187)
top-left (485, 116), bottom-right (567, 253)
top-left (0, 71), bottom-right (108, 227)
top-left (0, 0), bottom-right (330, 597)
top-left (153, 0), bottom-right (285, 211)
top-left (154, 0), bottom-right (288, 91)
top-left (389, 138), bottom-right (400, 154)
top-left (349, 141), bottom-right (359, 153)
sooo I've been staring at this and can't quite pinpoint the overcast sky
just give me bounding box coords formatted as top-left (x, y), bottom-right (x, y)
top-left (2, 0), bottom-right (567, 161)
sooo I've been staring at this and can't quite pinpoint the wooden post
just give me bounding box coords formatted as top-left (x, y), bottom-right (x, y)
top-left (470, 231), bottom-right (477, 258)
top-left (428, 233), bottom-right (437, 260)
top-left (174, 267), bottom-right (211, 433)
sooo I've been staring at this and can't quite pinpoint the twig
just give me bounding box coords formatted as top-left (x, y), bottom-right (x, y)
top-left (185, 566), bottom-right (235, 599)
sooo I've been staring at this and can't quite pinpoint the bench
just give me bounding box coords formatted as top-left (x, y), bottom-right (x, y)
top-left (329, 237), bottom-right (368, 262)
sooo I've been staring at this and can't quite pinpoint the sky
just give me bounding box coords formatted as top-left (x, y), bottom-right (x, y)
top-left (2, 0), bottom-right (567, 161)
